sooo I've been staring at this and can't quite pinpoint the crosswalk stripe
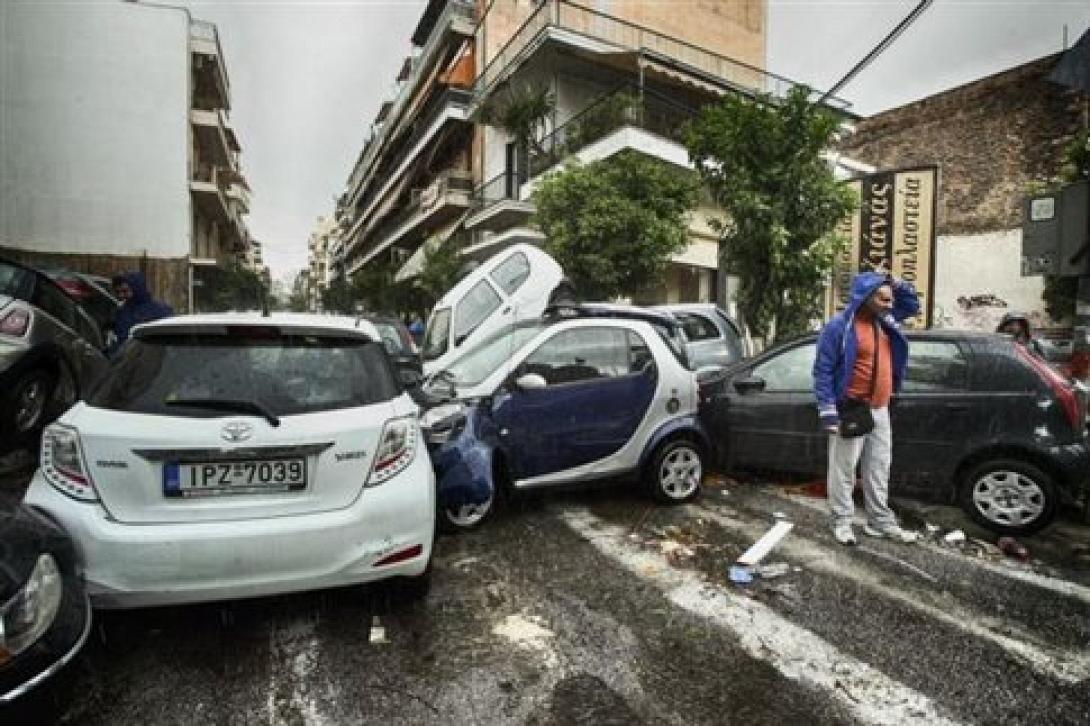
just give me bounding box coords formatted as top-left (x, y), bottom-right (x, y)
top-left (558, 506), bottom-right (962, 726)
top-left (694, 505), bottom-right (1090, 684)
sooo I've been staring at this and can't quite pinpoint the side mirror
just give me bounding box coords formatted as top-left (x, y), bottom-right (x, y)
top-left (514, 373), bottom-right (547, 391)
top-left (733, 375), bottom-right (766, 394)
top-left (398, 366), bottom-right (423, 389)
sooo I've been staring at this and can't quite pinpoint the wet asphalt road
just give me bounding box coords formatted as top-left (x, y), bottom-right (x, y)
top-left (3, 466), bottom-right (1090, 725)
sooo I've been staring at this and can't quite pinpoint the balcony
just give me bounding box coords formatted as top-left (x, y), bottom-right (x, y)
top-left (190, 20), bottom-right (230, 111)
top-left (346, 169), bottom-right (473, 274)
top-left (190, 165), bottom-right (231, 222)
top-left (190, 109), bottom-right (234, 167)
top-left (343, 87), bottom-right (473, 245)
top-left (476, 0), bottom-right (849, 109)
top-left (225, 181), bottom-right (251, 216)
top-left (464, 172), bottom-right (536, 232)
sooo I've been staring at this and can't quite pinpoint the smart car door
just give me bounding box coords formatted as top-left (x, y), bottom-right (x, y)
top-left (492, 327), bottom-right (657, 481)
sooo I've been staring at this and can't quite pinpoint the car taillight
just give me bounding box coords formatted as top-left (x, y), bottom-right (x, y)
top-left (0, 307), bottom-right (30, 337)
top-left (41, 424), bottom-right (99, 501)
top-left (56, 278), bottom-right (91, 301)
top-left (366, 417), bottom-right (417, 486)
top-left (1015, 345), bottom-right (1081, 431)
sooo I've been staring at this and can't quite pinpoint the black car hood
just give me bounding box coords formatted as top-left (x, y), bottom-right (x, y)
top-left (0, 505), bottom-right (73, 602)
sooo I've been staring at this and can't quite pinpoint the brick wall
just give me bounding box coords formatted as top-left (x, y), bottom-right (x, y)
top-left (838, 56), bottom-right (1088, 236)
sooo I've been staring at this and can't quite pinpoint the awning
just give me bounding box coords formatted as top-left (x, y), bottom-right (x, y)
top-left (639, 57), bottom-right (728, 97)
top-left (394, 212), bottom-right (467, 283)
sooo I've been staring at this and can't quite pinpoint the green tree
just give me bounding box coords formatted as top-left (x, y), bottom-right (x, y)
top-left (321, 276), bottom-right (357, 315)
top-left (287, 270), bottom-right (310, 312)
top-left (415, 236), bottom-right (466, 305)
top-left (1042, 128), bottom-right (1090, 321)
top-left (480, 82), bottom-right (555, 158)
top-left (198, 262), bottom-right (270, 312)
top-left (532, 150), bottom-right (700, 300)
top-left (684, 86), bottom-right (858, 343)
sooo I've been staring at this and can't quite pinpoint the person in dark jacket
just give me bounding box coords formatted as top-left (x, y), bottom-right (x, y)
top-left (109, 272), bottom-right (173, 355)
top-left (813, 271), bottom-right (920, 546)
top-left (996, 312), bottom-right (1049, 359)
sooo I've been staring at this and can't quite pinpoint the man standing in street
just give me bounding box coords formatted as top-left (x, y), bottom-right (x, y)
top-left (109, 271), bottom-right (173, 356)
top-left (813, 270), bottom-right (920, 546)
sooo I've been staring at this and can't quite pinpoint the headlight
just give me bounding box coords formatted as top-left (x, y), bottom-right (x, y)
top-left (0, 554), bottom-right (63, 663)
top-left (420, 403), bottom-right (468, 445)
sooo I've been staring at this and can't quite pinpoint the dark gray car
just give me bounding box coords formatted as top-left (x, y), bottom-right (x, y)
top-left (0, 260), bottom-right (110, 452)
top-left (656, 304), bottom-right (748, 369)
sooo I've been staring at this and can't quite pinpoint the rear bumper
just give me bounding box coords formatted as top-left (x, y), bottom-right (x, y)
top-left (22, 454), bottom-right (436, 609)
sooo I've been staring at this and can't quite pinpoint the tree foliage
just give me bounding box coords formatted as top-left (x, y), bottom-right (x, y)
top-left (532, 151), bottom-right (700, 300)
top-left (480, 82), bottom-right (555, 156)
top-left (684, 86), bottom-right (857, 342)
top-left (197, 262), bottom-right (270, 313)
top-left (288, 270), bottom-right (310, 312)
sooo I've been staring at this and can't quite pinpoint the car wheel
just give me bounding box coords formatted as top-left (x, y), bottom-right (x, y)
top-left (440, 495), bottom-right (495, 532)
top-left (647, 438), bottom-right (703, 503)
top-left (12, 369), bottom-right (54, 436)
top-left (959, 459), bottom-right (1058, 535)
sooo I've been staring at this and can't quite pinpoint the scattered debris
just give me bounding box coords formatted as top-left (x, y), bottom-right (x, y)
top-left (772, 511), bottom-right (788, 520)
top-left (998, 536), bottom-right (1030, 561)
top-left (451, 557), bottom-right (480, 570)
top-left (756, 562), bottom-right (791, 579)
top-left (702, 473), bottom-right (735, 488)
top-left (737, 521), bottom-right (795, 566)
top-left (369, 616), bottom-right (388, 645)
top-left (728, 565), bottom-right (754, 585)
top-left (925, 522), bottom-right (940, 534)
top-left (943, 529), bottom-right (966, 544)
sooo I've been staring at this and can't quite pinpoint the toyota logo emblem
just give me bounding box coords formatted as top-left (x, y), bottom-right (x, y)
top-left (221, 421), bottom-right (253, 443)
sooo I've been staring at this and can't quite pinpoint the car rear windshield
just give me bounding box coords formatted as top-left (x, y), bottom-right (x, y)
top-left (89, 333), bottom-right (400, 416)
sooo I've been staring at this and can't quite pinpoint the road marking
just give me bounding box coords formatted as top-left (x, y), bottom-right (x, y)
top-left (558, 506), bottom-right (961, 726)
top-left (492, 614), bottom-right (560, 669)
top-left (266, 617), bottom-right (333, 725)
top-left (766, 489), bottom-right (1090, 605)
top-left (695, 505), bottom-right (1090, 684)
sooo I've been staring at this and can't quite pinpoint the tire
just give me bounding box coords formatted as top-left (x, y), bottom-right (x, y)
top-left (11, 368), bottom-right (55, 440)
top-left (958, 458), bottom-right (1058, 535)
top-left (646, 438), bottom-right (704, 504)
top-left (439, 492), bottom-right (495, 533)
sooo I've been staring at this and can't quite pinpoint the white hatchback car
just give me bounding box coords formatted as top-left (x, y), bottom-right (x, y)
top-left (22, 313), bottom-right (434, 609)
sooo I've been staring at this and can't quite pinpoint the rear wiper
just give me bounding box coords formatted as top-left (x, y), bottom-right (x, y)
top-left (165, 397), bottom-right (281, 427)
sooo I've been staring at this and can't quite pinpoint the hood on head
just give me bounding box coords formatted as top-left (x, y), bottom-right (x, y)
top-left (121, 271), bottom-right (150, 304)
top-left (846, 271), bottom-right (892, 313)
top-left (997, 311), bottom-right (1032, 334)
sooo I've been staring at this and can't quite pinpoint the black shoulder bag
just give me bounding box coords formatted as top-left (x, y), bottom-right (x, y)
top-left (837, 321), bottom-right (879, 438)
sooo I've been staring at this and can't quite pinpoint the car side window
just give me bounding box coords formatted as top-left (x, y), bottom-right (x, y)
top-left (522, 327), bottom-right (630, 385)
top-left (627, 331), bottom-right (653, 373)
top-left (31, 277), bottom-right (78, 330)
top-left (903, 341), bottom-right (968, 392)
top-left (676, 313), bottom-right (720, 342)
top-left (453, 280), bottom-right (501, 344)
top-left (490, 251), bottom-right (531, 295)
top-left (752, 343), bottom-right (816, 392)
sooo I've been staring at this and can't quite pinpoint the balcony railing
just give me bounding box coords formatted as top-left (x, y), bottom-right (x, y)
top-left (528, 84), bottom-right (694, 177)
top-left (477, 0), bottom-right (850, 109)
top-left (349, 169), bottom-right (473, 265)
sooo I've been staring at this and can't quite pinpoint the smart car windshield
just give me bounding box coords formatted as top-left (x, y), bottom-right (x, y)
top-left (443, 321), bottom-right (547, 387)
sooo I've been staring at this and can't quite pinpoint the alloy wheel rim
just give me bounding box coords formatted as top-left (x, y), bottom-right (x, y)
top-left (972, 470), bottom-right (1045, 527)
top-left (446, 497), bottom-right (492, 528)
top-left (15, 378), bottom-right (46, 432)
top-left (659, 446), bottom-right (702, 499)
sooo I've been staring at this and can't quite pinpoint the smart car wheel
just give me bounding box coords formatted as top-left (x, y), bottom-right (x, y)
top-left (441, 495), bottom-right (494, 532)
top-left (959, 459), bottom-right (1058, 535)
top-left (647, 438), bottom-right (703, 503)
top-left (13, 369), bottom-right (53, 435)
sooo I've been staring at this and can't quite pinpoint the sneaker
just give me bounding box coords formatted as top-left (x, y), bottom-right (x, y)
top-left (833, 524), bottom-right (857, 546)
top-left (863, 524), bottom-right (919, 543)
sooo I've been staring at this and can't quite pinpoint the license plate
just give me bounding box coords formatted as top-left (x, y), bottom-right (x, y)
top-left (163, 459), bottom-right (307, 498)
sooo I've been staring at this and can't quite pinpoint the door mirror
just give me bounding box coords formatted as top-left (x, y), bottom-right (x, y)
top-left (397, 366), bottom-right (423, 389)
top-left (514, 373), bottom-right (547, 391)
top-left (733, 375), bottom-right (766, 394)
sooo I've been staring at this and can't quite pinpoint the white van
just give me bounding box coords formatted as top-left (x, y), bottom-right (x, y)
top-left (421, 244), bottom-right (570, 376)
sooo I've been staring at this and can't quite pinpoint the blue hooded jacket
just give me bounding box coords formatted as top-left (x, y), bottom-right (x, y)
top-left (812, 271), bottom-right (920, 423)
top-left (110, 271), bottom-right (173, 354)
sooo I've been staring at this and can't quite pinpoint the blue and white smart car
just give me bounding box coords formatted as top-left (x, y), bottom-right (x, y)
top-left (420, 304), bottom-right (709, 529)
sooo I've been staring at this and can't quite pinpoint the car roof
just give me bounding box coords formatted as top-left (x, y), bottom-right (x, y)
top-left (778, 328), bottom-right (1008, 347)
top-left (544, 302), bottom-right (681, 330)
top-left (655, 303), bottom-right (724, 314)
top-left (133, 312), bottom-right (380, 341)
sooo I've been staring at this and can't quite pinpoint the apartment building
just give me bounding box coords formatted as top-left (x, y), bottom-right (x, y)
top-left (337, 0), bottom-right (477, 283)
top-left (0, 1), bottom-right (252, 311)
top-left (306, 216), bottom-right (341, 310)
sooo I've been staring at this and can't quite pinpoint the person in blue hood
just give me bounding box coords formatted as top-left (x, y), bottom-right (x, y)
top-left (813, 269), bottom-right (920, 546)
top-left (109, 272), bottom-right (173, 356)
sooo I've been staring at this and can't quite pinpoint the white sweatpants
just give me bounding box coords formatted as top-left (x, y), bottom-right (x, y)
top-left (827, 406), bottom-right (896, 528)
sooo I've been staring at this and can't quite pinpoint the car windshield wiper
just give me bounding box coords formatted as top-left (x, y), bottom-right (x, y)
top-left (164, 397), bottom-right (281, 427)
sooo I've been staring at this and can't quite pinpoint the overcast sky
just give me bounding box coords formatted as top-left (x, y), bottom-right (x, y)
top-left (176, 0), bottom-right (1090, 283)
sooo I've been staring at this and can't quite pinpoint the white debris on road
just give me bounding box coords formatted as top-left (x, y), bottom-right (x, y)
top-left (558, 507), bottom-right (961, 726)
top-left (493, 614), bottom-right (560, 669)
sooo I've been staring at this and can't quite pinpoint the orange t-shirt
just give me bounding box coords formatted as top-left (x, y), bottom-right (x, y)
top-left (846, 316), bottom-right (893, 408)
